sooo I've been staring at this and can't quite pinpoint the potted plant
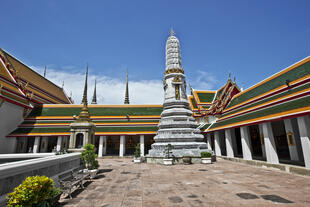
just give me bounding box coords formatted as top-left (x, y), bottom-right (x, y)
top-left (6, 175), bottom-right (62, 207)
top-left (182, 155), bottom-right (192, 164)
top-left (201, 151), bottom-right (212, 164)
top-left (133, 143), bottom-right (141, 163)
top-left (163, 144), bottom-right (174, 165)
top-left (82, 144), bottom-right (99, 179)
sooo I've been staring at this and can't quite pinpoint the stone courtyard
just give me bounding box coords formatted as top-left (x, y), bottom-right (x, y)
top-left (59, 158), bottom-right (310, 207)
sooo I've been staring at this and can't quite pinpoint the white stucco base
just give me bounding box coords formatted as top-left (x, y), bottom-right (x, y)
top-left (0, 101), bottom-right (25, 154)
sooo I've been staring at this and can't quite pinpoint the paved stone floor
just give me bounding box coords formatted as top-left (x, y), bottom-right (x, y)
top-left (59, 158), bottom-right (310, 207)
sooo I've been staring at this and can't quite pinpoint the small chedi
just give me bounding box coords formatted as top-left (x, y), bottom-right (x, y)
top-left (149, 29), bottom-right (211, 158)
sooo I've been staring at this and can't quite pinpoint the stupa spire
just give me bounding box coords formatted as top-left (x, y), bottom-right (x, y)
top-left (91, 78), bottom-right (97, 104)
top-left (77, 64), bottom-right (91, 121)
top-left (166, 28), bottom-right (182, 70)
top-left (170, 28), bottom-right (175, 36)
top-left (124, 68), bottom-right (129, 104)
top-left (81, 64), bottom-right (88, 106)
top-left (149, 30), bottom-right (209, 158)
top-left (43, 65), bottom-right (47, 77)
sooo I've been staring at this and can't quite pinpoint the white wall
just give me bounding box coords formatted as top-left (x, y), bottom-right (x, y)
top-left (0, 101), bottom-right (25, 153)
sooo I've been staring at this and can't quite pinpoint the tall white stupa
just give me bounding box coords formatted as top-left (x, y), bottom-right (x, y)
top-left (149, 29), bottom-right (209, 158)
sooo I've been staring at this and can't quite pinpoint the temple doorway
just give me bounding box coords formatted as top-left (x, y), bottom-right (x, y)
top-left (75, 133), bottom-right (84, 148)
top-left (125, 135), bottom-right (139, 155)
top-left (106, 136), bottom-right (119, 155)
top-left (249, 125), bottom-right (263, 157)
top-left (271, 120), bottom-right (290, 160)
top-left (234, 128), bottom-right (243, 157)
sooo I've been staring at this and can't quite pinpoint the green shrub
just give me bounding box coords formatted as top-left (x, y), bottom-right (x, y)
top-left (201, 151), bottom-right (212, 158)
top-left (7, 176), bottom-right (54, 207)
top-left (47, 187), bottom-right (63, 199)
top-left (82, 144), bottom-right (99, 170)
top-left (134, 143), bottom-right (141, 158)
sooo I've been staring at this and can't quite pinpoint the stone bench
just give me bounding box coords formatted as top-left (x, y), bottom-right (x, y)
top-left (60, 170), bottom-right (89, 199)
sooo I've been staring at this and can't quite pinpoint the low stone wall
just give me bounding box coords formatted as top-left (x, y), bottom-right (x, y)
top-left (0, 153), bottom-right (82, 206)
top-left (220, 156), bottom-right (310, 177)
top-left (146, 155), bottom-right (216, 164)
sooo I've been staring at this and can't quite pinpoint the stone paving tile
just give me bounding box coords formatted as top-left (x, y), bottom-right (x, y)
top-left (59, 158), bottom-right (310, 207)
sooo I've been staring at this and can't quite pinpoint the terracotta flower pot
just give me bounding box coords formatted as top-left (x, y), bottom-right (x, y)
top-left (182, 156), bottom-right (192, 164)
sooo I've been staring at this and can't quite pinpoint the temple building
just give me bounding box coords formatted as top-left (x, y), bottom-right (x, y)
top-left (0, 31), bottom-right (310, 169)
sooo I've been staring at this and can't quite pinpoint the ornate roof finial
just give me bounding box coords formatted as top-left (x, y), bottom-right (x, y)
top-left (233, 76), bottom-right (236, 83)
top-left (77, 64), bottom-right (91, 121)
top-left (170, 28), bottom-right (175, 36)
top-left (44, 65), bottom-right (47, 77)
top-left (62, 81), bottom-right (64, 89)
top-left (189, 83), bottom-right (194, 95)
top-left (81, 64), bottom-right (88, 106)
top-left (124, 68), bottom-right (130, 104)
top-left (91, 78), bottom-right (97, 104)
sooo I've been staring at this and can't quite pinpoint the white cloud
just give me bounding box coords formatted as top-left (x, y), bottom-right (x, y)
top-left (191, 70), bottom-right (218, 90)
top-left (33, 67), bottom-right (164, 104)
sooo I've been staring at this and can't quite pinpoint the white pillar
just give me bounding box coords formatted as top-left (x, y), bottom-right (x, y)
top-left (33, 136), bottom-right (40, 153)
top-left (56, 136), bottom-right (62, 152)
top-left (119, 135), bottom-right (125, 157)
top-left (225, 129), bottom-right (234, 158)
top-left (207, 133), bottom-right (212, 150)
top-left (103, 136), bottom-right (107, 155)
top-left (284, 119), bottom-right (299, 161)
top-left (258, 124), bottom-right (266, 159)
top-left (262, 122), bottom-right (279, 164)
top-left (98, 136), bottom-right (104, 157)
top-left (140, 135), bottom-right (145, 157)
top-left (297, 116), bottom-right (310, 168)
top-left (214, 131), bottom-right (222, 156)
top-left (240, 126), bottom-right (252, 160)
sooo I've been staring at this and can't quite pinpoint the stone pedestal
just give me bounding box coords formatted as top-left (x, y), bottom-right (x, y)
top-left (68, 122), bottom-right (95, 151)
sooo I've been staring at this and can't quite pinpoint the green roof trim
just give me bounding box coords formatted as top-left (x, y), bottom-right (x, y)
top-left (10, 125), bottom-right (158, 135)
top-left (95, 126), bottom-right (158, 132)
top-left (28, 106), bottom-right (163, 117)
top-left (197, 92), bottom-right (215, 103)
top-left (223, 82), bottom-right (310, 117)
top-left (227, 62), bottom-right (310, 109)
top-left (200, 124), bottom-right (211, 130)
top-left (210, 95), bottom-right (310, 130)
top-left (190, 97), bottom-right (198, 109)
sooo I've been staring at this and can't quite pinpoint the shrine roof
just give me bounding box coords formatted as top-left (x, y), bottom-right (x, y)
top-left (193, 90), bottom-right (216, 104)
top-left (7, 104), bottom-right (163, 137)
top-left (0, 56), bottom-right (31, 108)
top-left (207, 56), bottom-right (310, 132)
top-left (0, 49), bottom-right (72, 104)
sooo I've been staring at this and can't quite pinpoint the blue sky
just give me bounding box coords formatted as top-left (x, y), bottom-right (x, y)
top-left (1, 0), bottom-right (309, 104)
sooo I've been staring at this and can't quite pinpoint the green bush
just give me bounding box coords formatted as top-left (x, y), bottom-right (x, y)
top-left (47, 187), bottom-right (63, 199)
top-left (82, 144), bottom-right (99, 170)
top-left (134, 143), bottom-right (140, 158)
top-left (201, 151), bottom-right (212, 158)
top-left (7, 176), bottom-right (54, 207)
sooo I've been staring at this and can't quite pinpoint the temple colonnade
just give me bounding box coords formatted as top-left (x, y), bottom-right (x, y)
top-left (206, 115), bottom-right (310, 168)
